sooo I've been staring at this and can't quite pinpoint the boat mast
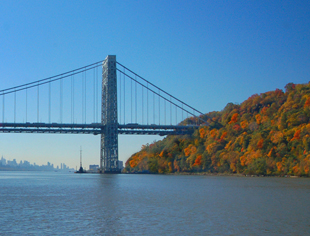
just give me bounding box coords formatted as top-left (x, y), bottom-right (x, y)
top-left (80, 146), bottom-right (82, 169)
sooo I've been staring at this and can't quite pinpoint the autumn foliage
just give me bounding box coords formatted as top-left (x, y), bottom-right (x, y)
top-left (124, 82), bottom-right (310, 176)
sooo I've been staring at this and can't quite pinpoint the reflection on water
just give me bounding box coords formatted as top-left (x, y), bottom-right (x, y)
top-left (0, 171), bottom-right (309, 235)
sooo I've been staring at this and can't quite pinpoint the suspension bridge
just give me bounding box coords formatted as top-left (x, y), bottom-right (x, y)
top-left (0, 55), bottom-right (206, 173)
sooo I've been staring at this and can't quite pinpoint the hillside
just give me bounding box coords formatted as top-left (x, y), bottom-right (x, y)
top-left (124, 82), bottom-right (310, 176)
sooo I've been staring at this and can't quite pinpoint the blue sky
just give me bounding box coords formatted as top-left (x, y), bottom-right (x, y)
top-left (0, 0), bottom-right (309, 169)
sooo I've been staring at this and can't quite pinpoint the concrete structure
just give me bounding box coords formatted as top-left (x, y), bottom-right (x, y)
top-left (100, 55), bottom-right (120, 173)
top-left (89, 165), bottom-right (99, 170)
top-left (118, 161), bottom-right (124, 171)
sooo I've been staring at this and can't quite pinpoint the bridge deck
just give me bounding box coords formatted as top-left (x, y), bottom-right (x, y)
top-left (0, 123), bottom-right (197, 135)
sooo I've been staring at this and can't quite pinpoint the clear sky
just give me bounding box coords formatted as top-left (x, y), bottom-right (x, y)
top-left (0, 0), bottom-right (309, 169)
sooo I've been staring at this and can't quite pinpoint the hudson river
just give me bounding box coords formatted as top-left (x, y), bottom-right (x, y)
top-left (0, 171), bottom-right (309, 235)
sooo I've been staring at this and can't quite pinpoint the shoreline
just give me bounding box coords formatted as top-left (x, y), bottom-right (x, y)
top-left (123, 171), bottom-right (307, 178)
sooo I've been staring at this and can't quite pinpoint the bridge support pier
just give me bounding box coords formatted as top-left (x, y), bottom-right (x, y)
top-left (100, 55), bottom-right (120, 174)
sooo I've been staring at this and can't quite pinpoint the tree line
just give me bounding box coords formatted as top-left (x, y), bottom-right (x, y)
top-left (124, 82), bottom-right (310, 176)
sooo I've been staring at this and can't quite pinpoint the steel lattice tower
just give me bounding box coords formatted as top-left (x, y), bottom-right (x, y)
top-left (100, 55), bottom-right (120, 173)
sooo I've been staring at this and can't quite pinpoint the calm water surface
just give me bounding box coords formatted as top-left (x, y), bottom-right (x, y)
top-left (0, 171), bottom-right (309, 235)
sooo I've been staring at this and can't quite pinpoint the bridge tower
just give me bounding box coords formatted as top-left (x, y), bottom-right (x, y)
top-left (100, 55), bottom-right (120, 173)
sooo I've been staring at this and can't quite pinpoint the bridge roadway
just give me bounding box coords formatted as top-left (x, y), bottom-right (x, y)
top-left (0, 123), bottom-right (196, 136)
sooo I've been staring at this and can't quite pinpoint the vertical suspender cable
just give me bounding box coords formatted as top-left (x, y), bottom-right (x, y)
top-left (147, 83), bottom-right (149, 125)
top-left (60, 79), bottom-right (61, 123)
top-left (49, 80), bottom-right (51, 123)
top-left (84, 70), bottom-right (86, 124)
top-left (135, 76), bottom-right (137, 123)
top-left (164, 100), bottom-right (166, 125)
top-left (119, 70), bottom-right (122, 124)
top-left (153, 92), bottom-right (155, 124)
top-left (73, 75), bottom-right (75, 123)
top-left (60, 79), bottom-right (62, 123)
top-left (25, 89), bottom-right (27, 122)
top-left (37, 82), bottom-right (39, 122)
top-left (2, 94), bottom-right (4, 123)
top-left (71, 75), bottom-right (73, 123)
top-left (158, 89), bottom-right (160, 125)
top-left (60, 79), bottom-right (63, 123)
top-left (82, 72), bottom-right (84, 123)
top-left (142, 86), bottom-right (144, 124)
top-left (95, 66), bottom-right (97, 123)
top-left (170, 96), bottom-right (172, 125)
top-left (123, 68), bottom-right (125, 124)
top-left (14, 91), bottom-right (16, 123)
top-left (93, 69), bottom-right (95, 123)
top-left (96, 66), bottom-right (98, 123)
top-left (175, 105), bottom-right (177, 125)
top-left (131, 75), bottom-right (132, 123)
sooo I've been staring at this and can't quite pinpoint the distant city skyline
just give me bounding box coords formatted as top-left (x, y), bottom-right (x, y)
top-left (0, 155), bottom-right (75, 171)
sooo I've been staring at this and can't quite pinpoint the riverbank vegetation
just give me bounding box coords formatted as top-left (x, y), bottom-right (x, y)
top-left (124, 82), bottom-right (310, 177)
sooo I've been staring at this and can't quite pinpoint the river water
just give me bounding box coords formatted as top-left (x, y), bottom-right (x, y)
top-left (0, 171), bottom-right (309, 235)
